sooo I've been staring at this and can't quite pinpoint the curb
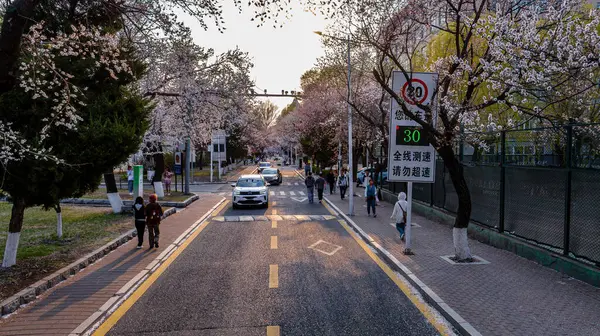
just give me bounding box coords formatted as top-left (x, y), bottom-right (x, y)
top-left (75, 197), bottom-right (226, 336)
top-left (322, 197), bottom-right (482, 336)
top-left (0, 206), bottom-right (178, 317)
top-left (60, 195), bottom-right (200, 209)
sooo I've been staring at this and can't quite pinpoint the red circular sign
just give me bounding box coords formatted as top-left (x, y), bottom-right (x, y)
top-left (401, 79), bottom-right (428, 105)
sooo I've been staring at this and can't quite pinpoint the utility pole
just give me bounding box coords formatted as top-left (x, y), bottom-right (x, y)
top-left (184, 137), bottom-right (191, 194)
top-left (347, 27), bottom-right (354, 216)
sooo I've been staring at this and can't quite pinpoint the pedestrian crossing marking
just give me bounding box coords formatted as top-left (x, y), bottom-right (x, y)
top-left (211, 215), bottom-right (338, 222)
top-left (216, 190), bottom-right (315, 198)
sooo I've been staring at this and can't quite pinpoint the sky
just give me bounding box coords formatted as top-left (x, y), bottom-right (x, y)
top-left (180, 2), bottom-right (329, 109)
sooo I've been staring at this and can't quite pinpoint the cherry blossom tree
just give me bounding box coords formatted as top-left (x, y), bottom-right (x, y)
top-left (334, 0), bottom-right (600, 260)
top-left (138, 34), bottom-right (254, 195)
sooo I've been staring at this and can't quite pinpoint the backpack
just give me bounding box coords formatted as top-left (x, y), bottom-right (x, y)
top-left (305, 176), bottom-right (315, 188)
top-left (397, 202), bottom-right (407, 224)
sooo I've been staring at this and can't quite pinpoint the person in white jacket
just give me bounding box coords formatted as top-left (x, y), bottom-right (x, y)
top-left (390, 192), bottom-right (408, 241)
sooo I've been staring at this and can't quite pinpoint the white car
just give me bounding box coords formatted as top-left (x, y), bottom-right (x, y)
top-left (231, 174), bottom-right (269, 209)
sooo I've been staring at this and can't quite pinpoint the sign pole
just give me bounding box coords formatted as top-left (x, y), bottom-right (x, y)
top-left (404, 182), bottom-right (414, 255)
top-left (218, 135), bottom-right (222, 181)
top-left (210, 142), bottom-right (213, 183)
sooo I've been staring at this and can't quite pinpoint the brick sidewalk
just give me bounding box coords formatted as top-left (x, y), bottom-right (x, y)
top-left (325, 191), bottom-right (600, 336)
top-left (0, 195), bottom-right (223, 336)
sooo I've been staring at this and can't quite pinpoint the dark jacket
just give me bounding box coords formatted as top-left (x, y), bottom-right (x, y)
top-left (133, 203), bottom-right (145, 222)
top-left (305, 176), bottom-right (315, 188)
top-left (145, 202), bottom-right (163, 226)
top-left (326, 172), bottom-right (335, 184)
top-left (315, 177), bottom-right (326, 190)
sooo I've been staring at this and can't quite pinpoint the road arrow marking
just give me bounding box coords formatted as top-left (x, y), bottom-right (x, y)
top-left (291, 197), bottom-right (308, 202)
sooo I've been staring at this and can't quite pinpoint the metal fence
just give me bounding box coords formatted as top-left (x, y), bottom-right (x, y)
top-left (383, 124), bottom-right (600, 267)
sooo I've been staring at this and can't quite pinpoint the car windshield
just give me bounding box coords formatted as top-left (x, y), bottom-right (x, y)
top-left (262, 169), bottom-right (277, 174)
top-left (259, 163), bottom-right (271, 167)
top-left (237, 178), bottom-right (265, 187)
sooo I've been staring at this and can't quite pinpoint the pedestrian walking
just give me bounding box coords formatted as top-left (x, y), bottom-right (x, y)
top-left (363, 170), bottom-right (371, 188)
top-left (127, 165), bottom-right (134, 195)
top-left (132, 197), bottom-right (146, 249)
top-left (305, 172), bottom-right (315, 204)
top-left (338, 170), bottom-right (349, 200)
top-left (315, 173), bottom-right (326, 203)
top-left (145, 194), bottom-right (163, 249)
top-left (304, 162), bottom-right (311, 176)
top-left (364, 179), bottom-right (377, 217)
top-left (390, 192), bottom-right (408, 241)
top-left (162, 167), bottom-right (173, 195)
top-left (326, 170), bottom-right (335, 195)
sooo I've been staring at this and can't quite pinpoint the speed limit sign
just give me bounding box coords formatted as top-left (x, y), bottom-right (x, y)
top-left (388, 71), bottom-right (438, 183)
top-left (401, 79), bottom-right (428, 105)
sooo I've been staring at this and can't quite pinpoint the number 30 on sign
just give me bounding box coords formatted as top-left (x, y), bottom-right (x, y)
top-left (396, 126), bottom-right (428, 146)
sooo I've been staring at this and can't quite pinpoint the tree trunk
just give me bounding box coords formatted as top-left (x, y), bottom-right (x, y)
top-left (2, 197), bottom-right (26, 267)
top-left (438, 145), bottom-right (473, 261)
top-left (0, 0), bottom-right (41, 93)
top-left (104, 170), bottom-right (123, 213)
top-left (152, 152), bottom-right (165, 197)
top-left (55, 203), bottom-right (62, 239)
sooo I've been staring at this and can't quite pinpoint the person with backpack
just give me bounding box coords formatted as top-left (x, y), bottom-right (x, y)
top-left (132, 197), bottom-right (146, 249)
top-left (364, 179), bottom-right (377, 217)
top-left (145, 194), bottom-right (163, 249)
top-left (315, 173), bottom-right (326, 203)
top-left (391, 192), bottom-right (409, 241)
top-left (338, 169), bottom-right (349, 200)
top-left (305, 172), bottom-right (315, 204)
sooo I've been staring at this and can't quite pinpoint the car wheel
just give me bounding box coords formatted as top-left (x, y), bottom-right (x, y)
top-left (232, 203), bottom-right (238, 209)
top-left (264, 202), bottom-right (269, 209)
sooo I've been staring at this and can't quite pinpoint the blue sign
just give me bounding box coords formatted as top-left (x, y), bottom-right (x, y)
top-left (174, 164), bottom-right (182, 175)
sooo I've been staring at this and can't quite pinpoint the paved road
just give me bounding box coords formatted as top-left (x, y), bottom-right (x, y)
top-left (103, 168), bottom-right (443, 336)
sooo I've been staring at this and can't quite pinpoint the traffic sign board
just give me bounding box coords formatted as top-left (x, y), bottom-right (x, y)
top-left (388, 72), bottom-right (438, 183)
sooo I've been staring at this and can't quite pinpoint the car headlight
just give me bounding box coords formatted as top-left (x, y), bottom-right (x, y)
top-left (260, 190), bottom-right (267, 195)
top-left (234, 190), bottom-right (241, 195)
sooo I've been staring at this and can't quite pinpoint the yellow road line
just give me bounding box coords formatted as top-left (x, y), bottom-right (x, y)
top-left (271, 220), bottom-right (278, 229)
top-left (266, 326), bottom-right (280, 336)
top-left (337, 219), bottom-right (452, 336)
top-left (272, 209), bottom-right (278, 215)
top-left (269, 264), bottom-right (279, 288)
top-left (272, 201), bottom-right (277, 206)
top-left (322, 201), bottom-right (337, 216)
top-left (270, 236), bottom-right (278, 249)
top-left (92, 201), bottom-right (229, 336)
top-left (211, 199), bottom-right (229, 217)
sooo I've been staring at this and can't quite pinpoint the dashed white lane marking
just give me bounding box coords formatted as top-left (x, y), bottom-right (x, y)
top-left (279, 191), bottom-right (285, 196)
top-left (290, 191), bottom-right (296, 196)
top-left (299, 191), bottom-right (306, 196)
top-left (212, 215), bottom-right (337, 222)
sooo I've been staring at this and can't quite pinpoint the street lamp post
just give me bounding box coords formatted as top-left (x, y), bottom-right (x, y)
top-left (346, 33), bottom-right (354, 216)
top-left (314, 30), bottom-right (354, 215)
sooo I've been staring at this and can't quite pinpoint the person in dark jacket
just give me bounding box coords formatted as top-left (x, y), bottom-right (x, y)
top-left (305, 172), bottom-right (315, 203)
top-left (326, 171), bottom-right (335, 195)
top-left (364, 179), bottom-right (377, 217)
top-left (315, 173), bottom-right (326, 203)
top-left (133, 197), bottom-right (146, 249)
top-left (145, 194), bottom-right (163, 249)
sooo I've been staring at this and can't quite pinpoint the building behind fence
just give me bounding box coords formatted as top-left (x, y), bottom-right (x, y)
top-left (382, 123), bottom-right (600, 267)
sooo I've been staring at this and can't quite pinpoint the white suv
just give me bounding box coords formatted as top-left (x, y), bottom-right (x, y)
top-left (231, 175), bottom-right (269, 209)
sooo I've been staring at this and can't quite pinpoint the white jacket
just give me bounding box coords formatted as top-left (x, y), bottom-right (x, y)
top-left (390, 192), bottom-right (408, 223)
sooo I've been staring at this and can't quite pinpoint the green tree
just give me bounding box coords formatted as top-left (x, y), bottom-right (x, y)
top-left (0, 6), bottom-right (152, 267)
